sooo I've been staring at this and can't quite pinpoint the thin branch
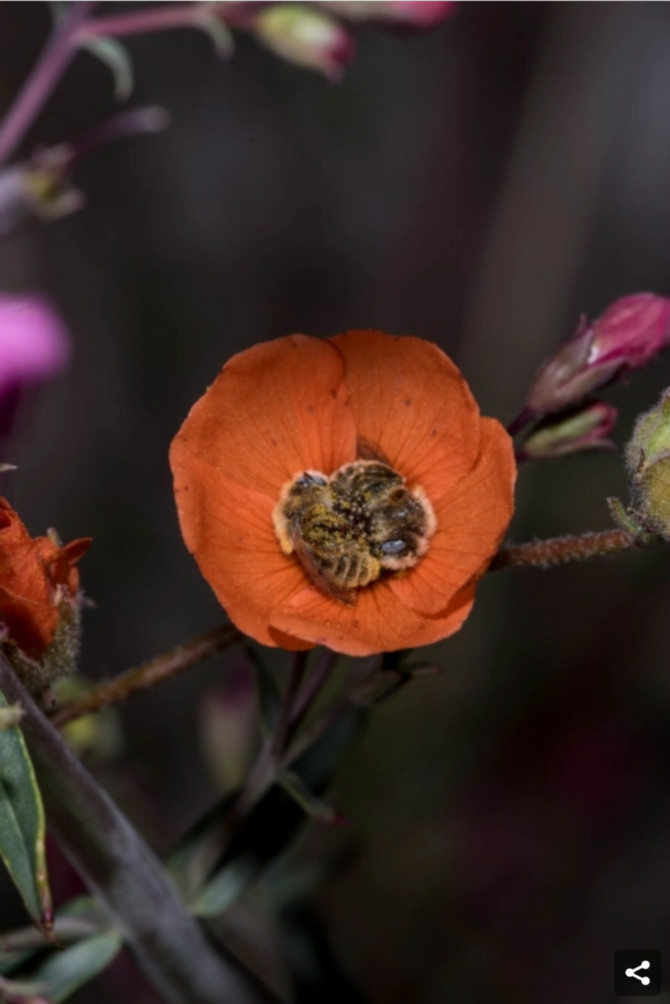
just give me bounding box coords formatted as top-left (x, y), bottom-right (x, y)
top-left (0, 3), bottom-right (96, 167)
top-left (287, 648), bottom-right (338, 739)
top-left (491, 528), bottom-right (659, 570)
top-left (271, 650), bottom-right (308, 759)
top-left (75, 4), bottom-right (214, 41)
top-left (0, 656), bottom-right (281, 1004)
top-left (51, 623), bottom-right (241, 728)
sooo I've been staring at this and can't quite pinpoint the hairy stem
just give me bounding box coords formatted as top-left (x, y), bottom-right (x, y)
top-left (492, 528), bottom-right (658, 570)
top-left (52, 624), bottom-right (241, 727)
top-left (0, 656), bottom-right (279, 1004)
top-left (0, 3), bottom-right (96, 168)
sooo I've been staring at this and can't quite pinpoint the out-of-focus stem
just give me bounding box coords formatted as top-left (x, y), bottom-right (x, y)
top-left (52, 623), bottom-right (241, 727)
top-left (0, 656), bottom-right (280, 1004)
top-left (492, 528), bottom-right (657, 570)
top-left (0, 4), bottom-right (96, 168)
top-left (76, 4), bottom-right (213, 40)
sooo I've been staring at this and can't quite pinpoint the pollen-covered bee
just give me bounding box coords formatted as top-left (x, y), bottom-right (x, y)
top-left (272, 459), bottom-right (436, 605)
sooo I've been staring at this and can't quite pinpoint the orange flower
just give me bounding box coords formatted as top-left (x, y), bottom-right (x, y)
top-left (0, 498), bottom-right (90, 658)
top-left (170, 331), bottom-right (516, 656)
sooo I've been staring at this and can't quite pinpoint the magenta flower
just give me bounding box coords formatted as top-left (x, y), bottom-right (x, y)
top-left (0, 293), bottom-right (71, 438)
top-left (521, 294), bottom-right (670, 424)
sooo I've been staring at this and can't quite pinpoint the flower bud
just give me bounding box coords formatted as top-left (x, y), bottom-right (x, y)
top-left (518, 401), bottom-right (617, 461)
top-left (0, 499), bottom-right (91, 692)
top-left (319, 1), bottom-right (455, 25)
top-left (253, 4), bottom-right (354, 80)
top-left (524, 294), bottom-right (670, 420)
top-left (0, 293), bottom-right (71, 439)
top-left (624, 388), bottom-right (670, 539)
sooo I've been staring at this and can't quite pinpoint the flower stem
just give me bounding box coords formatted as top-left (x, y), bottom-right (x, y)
top-left (492, 527), bottom-right (658, 570)
top-left (0, 3), bottom-right (96, 168)
top-left (0, 656), bottom-right (280, 1004)
top-left (75, 4), bottom-right (213, 41)
top-left (221, 649), bottom-right (334, 846)
top-left (288, 648), bottom-right (338, 739)
top-left (271, 650), bottom-right (308, 759)
top-left (51, 623), bottom-right (241, 728)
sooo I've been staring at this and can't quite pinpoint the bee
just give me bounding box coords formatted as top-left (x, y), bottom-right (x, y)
top-left (272, 458), bottom-right (436, 605)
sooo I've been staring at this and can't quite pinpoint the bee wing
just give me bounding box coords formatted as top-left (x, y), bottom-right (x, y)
top-left (356, 437), bottom-right (393, 466)
top-left (291, 532), bottom-right (356, 606)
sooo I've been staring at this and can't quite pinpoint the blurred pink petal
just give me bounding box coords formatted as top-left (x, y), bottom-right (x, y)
top-left (0, 293), bottom-right (71, 438)
top-left (523, 293), bottom-right (670, 420)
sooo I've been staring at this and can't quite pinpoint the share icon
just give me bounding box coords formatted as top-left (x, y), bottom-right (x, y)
top-left (625, 960), bottom-right (651, 986)
top-left (615, 950), bottom-right (661, 996)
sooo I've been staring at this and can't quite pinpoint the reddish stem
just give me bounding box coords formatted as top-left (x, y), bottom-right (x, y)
top-left (0, 3), bottom-right (96, 167)
top-left (75, 4), bottom-right (212, 40)
top-left (51, 623), bottom-right (240, 727)
top-left (492, 528), bottom-right (654, 570)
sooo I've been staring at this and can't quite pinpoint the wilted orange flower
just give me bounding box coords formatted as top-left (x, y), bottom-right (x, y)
top-left (0, 498), bottom-right (90, 657)
top-left (170, 331), bottom-right (515, 657)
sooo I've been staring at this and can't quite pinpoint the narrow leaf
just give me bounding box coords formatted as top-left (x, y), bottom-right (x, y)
top-left (0, 690), bottom-right (51, 930)
top-left (29, 932), bottom-right (122, 1003)
top-left (80, 37), bottom-right (134, 100)
top-left (191, 854), bottom-right (257, 918)
top-left (277, 770), bottom-right (341, 824)
top-left (0, 973), bottom-right (48, 999)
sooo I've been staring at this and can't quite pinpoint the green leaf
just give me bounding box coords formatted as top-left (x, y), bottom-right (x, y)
top-left (0, 690), bottom-right (51, 930)
top-left (276, 771), bottom-right (340, 824)
top-left (191, 854), bottom-right (258, 918)
top-left (30, 932), bottom-right (122, 1002)
top-left (80, 36), bottom-right (134, 100)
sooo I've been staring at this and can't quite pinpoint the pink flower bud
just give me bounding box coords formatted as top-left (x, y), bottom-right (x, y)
top-left (254, 4), bottom-right (354, 81)
top-left (320, 1), bottom-right (456, 26)
top-left (0, 293), bottom-right (71, 437)
top-left (525, 293), bottom-right (670, 420)
top-left (517, 401), bottom-right (617, 461)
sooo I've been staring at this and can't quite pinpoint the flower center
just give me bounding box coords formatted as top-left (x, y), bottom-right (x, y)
top-left (272, 460), bottom-right (437, 604)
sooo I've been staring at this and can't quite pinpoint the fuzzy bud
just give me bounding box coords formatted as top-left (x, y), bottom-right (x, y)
top-left (254, 4), bottom-right (354, 80)
top-left (524, 294), bottom-right (670, 420)
top-left (518, 401), bottom-right (617, 461)
top-left (625, 388), bottom-right (670, 540)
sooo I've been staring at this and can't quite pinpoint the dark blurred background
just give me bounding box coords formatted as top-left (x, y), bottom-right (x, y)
top-left (2, 3), bottom-right (670, 1001)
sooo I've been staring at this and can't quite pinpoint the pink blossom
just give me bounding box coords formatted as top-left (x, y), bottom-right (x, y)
top-left (0, 293), bottom-right (71, 437)
top-left (523, 293), bottom-right (670, 420)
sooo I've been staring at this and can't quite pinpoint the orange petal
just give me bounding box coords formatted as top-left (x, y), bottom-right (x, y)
top-left (171, 335), bottom-right (357, 499)
top-left (172, 451), bottom-right (313, 649)
top-left (389, 418), bottom-right (515, 614)
top-left (271, 577), bottom-right (476, 657)
top-left (330, 331), bottom-right (482, 503)
top-left (0, 585), bottom-right (56, 656)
